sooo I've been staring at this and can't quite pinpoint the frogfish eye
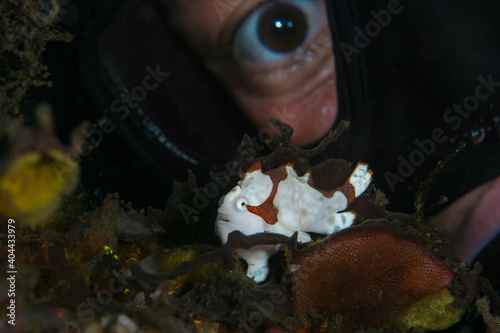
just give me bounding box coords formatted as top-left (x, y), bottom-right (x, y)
top-left (236, 198), bottom-right (247, 211)
top-left (258, 3), bottom-right (307, 53)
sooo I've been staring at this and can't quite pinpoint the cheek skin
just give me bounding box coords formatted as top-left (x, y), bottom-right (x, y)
top-left (232, 55), bottom-right (338, 147)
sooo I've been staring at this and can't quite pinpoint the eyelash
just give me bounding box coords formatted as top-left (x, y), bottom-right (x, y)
top-left (217, 0), bottom-right (269, 59)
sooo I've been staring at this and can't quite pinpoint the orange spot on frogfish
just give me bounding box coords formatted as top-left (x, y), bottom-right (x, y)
top-left (246, 165), bottom-right (288, 225)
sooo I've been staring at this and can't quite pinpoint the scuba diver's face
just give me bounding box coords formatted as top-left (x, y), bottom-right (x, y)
top-left (169, 0), bottom-right (336, 147)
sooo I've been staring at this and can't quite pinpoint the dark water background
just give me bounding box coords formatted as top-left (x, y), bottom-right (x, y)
top-left (24, 0), bottom-right (500, 331)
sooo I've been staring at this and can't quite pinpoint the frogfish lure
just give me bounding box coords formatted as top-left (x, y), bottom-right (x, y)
top-left (215, 161), bottom-right (373, 282)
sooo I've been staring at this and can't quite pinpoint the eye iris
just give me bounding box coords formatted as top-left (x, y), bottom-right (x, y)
top-left (257, 4), bottom-right (308, 53)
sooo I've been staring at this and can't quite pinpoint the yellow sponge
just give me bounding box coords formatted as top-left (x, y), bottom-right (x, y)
top-left (0, 149), bottom-right (79, 226)
top-left (396, 288), bottom-right (465, 331)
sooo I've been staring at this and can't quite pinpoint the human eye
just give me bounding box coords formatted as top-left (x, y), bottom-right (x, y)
top-left (229, 0), bottom-right (331, 95)
top-left (233, 0), bottom-right (327, 64)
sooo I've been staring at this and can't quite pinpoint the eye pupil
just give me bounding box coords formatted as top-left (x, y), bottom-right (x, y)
top-left (258, 4), bottom-right (307, 53)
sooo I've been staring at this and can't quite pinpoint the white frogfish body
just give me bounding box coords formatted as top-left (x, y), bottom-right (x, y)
top-left (215, 161), bottom-right (372, 282)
